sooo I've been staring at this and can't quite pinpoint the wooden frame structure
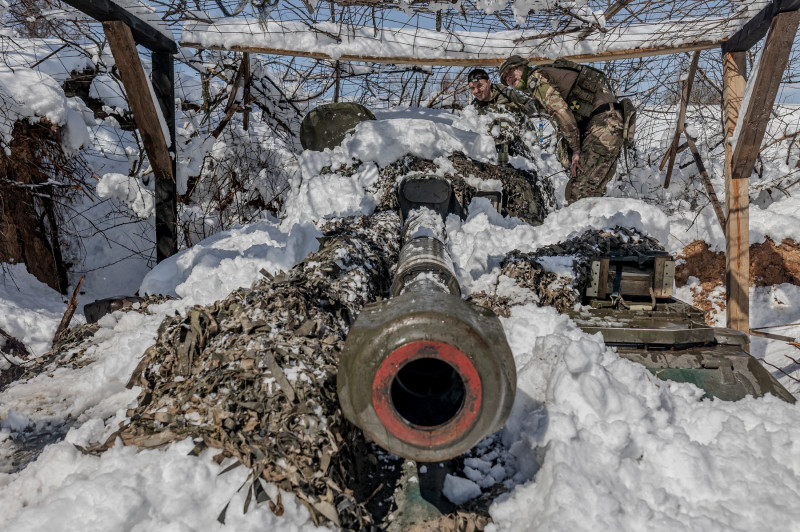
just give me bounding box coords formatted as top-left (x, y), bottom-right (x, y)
top-left (657, 0), bottom-right (799, 333)
top-left (180, 38), bottom-right (726, 67)
top-left (61, 0), bottom-right (179, 263)
top-left (720, 0), bottom-right (800, 333)
top-left (57, 1), bottom-right (799, 336)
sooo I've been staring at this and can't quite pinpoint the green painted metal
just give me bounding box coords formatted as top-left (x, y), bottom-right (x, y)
top-left (299, 102), bottom-right (376, 151)
top-left (568, 305), bottom-right (796, 403)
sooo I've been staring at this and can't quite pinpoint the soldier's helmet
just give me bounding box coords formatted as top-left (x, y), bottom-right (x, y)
top-left (498, 55), bottom-right (529, 86)
top-left (300, 102), bottom-right (376, 152)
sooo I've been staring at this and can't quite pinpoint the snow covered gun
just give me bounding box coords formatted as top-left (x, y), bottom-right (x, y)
top-left (337, 175), bottom-right (517, 462)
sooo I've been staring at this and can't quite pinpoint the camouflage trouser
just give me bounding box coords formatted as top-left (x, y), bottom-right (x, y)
top-left (560, 109), bottom-right (624, 204)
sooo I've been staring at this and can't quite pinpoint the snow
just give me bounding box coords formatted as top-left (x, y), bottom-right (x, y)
top-left (3, 38), bottom-right (800, 532)
top-left (181, 14), bottom-right (756, 64)
top-left (0, 68), bottom-right (89, 154)
top-left (140, 218), bottom-right (322, 304)
top-left (491, 303), bottom-right (800, 531)
top-left (96, 173), bottom-right (155, 220)
top-left (0, 264), bottom-right (69, 357)
top-left (0, 439), bottom-right (327, 532)
top-left (443, 473), bottom-right (483, 505)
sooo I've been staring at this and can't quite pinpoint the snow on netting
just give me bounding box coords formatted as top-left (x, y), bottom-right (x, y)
top-left (179, 0), bottom-right (767, 63)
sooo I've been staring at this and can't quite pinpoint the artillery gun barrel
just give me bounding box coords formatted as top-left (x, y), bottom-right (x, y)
top-left (338, 175), bottom-right (516, 462)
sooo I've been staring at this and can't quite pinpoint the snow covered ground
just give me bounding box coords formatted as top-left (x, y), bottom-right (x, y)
top-left (3, 81), bottom-right (800, 531)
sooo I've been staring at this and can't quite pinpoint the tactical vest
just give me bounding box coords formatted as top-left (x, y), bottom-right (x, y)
top-left (541, 59), bottom-right (609, 120)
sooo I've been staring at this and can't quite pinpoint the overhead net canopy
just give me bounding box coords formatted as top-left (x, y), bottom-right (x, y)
top-left (178, 0), bottom-right (768, 65)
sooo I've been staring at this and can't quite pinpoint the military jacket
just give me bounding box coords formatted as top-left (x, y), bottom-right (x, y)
top-left (525, 65), bottom-right (617, 154)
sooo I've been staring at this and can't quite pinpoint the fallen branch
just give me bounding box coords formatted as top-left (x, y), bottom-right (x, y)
top-left (53, 275), bottom-right (85, 343)
top-left (760, 358), bottom-right (800, 384)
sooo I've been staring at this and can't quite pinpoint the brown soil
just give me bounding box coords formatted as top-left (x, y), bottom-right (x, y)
top-left (675, 238), bottom-right (800, 320)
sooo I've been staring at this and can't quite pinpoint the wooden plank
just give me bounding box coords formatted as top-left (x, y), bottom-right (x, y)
top-left (243, 52), bottom-right (251, 131)
top-left (722, 51), bottom-right (748, 333)
top-left (151, 50), bottom-right (178, 261)
top-left (653, 256), bottom-right (666, 297)
top-left (685, 136), bottom-right (726, 234)
top-left (722, 0), bottom-right (800, 54)
top-left (661, 51), bottom-right (699, 188)
top-left (597, 258), bottom-right (610, 299)
top-left (730, 9), bottom-right (800, 181)
top-left (103, 21), bottom-right (176, 262)
top-left (178, 39), bottom-right (723, 66)
top-left (61, 0), bottom-right (176, 53)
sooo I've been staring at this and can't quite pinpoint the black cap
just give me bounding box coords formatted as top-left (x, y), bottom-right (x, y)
top-left (467, 68), bottom-right (490, 83)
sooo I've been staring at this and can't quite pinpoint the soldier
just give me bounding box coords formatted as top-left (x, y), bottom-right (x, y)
top-left (498, 55), bottom-right (625, 203)
top-left (467, 68), bottom-right (536, 116)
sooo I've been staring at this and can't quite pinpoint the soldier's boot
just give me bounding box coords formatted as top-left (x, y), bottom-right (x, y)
top-left (565, 179), bottom-right (576, 203)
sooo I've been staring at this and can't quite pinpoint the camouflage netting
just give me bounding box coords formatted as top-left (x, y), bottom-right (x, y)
top-left (103, 211), bottom-right (401, 530)
top-left (375, 152), bottom-right (555, 226)
top-left (472, 226), bottom-right (665, 316)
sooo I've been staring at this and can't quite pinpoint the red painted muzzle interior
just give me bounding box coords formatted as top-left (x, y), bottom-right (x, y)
top-left (372, 340), bottom-right (482, 447)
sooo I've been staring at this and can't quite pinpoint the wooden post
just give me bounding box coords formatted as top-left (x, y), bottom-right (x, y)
top-left (243, 52), bottom-right (251, 131)
top-left (103, 21), bottom-right (177, 262)
top-left (661, 51), bottom-right (699, 188)
top-left (334, 60), bottom-right (341, 103)
top-left (724, 9), bottom-right (800, 333)
top-left (152, 50), bottom-right (178, 261)
top-left (723, 51), bottom-right (748, 333)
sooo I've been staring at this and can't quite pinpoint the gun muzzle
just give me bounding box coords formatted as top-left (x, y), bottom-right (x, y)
top-left (338, 175), bottom-right (516, 461)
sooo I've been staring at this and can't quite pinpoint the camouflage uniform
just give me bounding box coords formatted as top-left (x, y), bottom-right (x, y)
top-left (472, 83), bottom-right (536, 116)
top-left (509, 62), bottom-right (624, 203)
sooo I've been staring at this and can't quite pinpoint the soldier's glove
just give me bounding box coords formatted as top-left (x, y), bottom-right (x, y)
top-left (523, 100), bottom-right (539, 117)
top-left (570, 151), bottom-right (582, 177)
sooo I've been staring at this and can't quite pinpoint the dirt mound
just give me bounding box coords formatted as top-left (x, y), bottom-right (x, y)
top-left (751, 239), bottom-right (800, 286)
top-left (675, 238), bottom-right (800, 319)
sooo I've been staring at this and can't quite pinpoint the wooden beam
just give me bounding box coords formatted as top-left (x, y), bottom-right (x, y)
top-left (243, 52), bottom-right (251, 131)
top-left (722, 0), bottom-right (800, 54)
top-left (723, 51), bottom-right (748, 333)
top-left (661, 51), bottom-right (699, 188)
top-left (178, 39), bottom-right (723, 67)
top-left (61, 0), bottom-right (176, 53)
top-left (103, 20), bottom-right (177, 261)
top-left (685, 135), bottom-right (726, 233)
top-left (730, 9), bottom-right (800, 181)
top-left (152, 50), bottom-right (178, 261)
